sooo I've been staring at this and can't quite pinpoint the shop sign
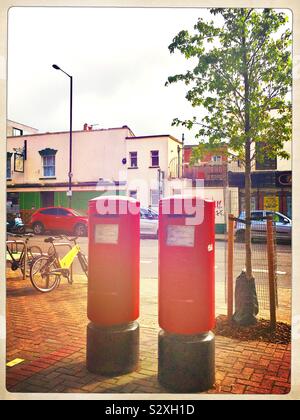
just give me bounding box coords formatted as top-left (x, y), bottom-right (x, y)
top-left (264, 196), bottom-right (279, 212)
top-left (277, 173), bottom-right (292, 187)
top-left (14, 152), bottom-right (24, 173)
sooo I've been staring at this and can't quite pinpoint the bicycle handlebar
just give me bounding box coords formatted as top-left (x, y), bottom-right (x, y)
top-left (44, 235), bottom-right (79, 243)
top-left (44, 236), bottom-right (62, 243)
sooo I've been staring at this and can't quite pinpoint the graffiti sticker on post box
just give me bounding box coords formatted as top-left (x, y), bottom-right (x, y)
top-left (95, 224), bottom-right (119, 244)
top-left (166, 225), bottom-right (195, 247)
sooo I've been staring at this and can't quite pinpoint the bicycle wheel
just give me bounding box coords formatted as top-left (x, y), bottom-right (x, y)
top-left (30, 256), bottom-right (60, 293)
top-left (78, 252), bottom-right (88, 277)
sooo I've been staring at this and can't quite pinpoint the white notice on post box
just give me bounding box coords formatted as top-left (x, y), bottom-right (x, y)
top-left (166, 225), bottom-right (195, 247)
top-left (95, 224), bottom-right (119, 244)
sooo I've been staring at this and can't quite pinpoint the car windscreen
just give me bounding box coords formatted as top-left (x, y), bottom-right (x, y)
top-left (141, 208), bottom-right (157, 219)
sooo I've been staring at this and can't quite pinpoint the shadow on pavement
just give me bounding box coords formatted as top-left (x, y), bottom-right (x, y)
top-left (7, 286), bottom-right (40, 297)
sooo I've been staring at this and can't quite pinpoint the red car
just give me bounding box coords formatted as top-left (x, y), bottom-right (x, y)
top-left (30, 207), bottom-right (88, 236)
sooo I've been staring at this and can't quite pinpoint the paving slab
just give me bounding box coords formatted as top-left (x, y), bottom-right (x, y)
top-left (6, 271), bottom-right (291, 395)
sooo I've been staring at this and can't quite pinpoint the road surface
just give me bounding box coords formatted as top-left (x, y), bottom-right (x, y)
top-left (16, 234), bottom-right (291, 288)
top-left (7, 233), bottom-right (291, 321)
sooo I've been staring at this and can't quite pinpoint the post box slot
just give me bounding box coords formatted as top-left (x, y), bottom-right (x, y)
top-left (95, 224), bottom-right (119, 244)
top-left (167, 214), bottom-right (196, 218)
top-left (93, 214), bottom-right (119, 218)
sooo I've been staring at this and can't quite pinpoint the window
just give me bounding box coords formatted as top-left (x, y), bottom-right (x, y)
top-left (148, 208), bottom-right (158, 219)
top-left (256, 156), bottom-right (277, 170)
top-left (251, 211), bottom-right (264, 221)
top-left (140, 209), bottom-right (149, 219)
top-left (129, 190), bottom-right (137, 199)
top-left (39, 148), bottom-right (58, 178)
top-left (140, 208), bottom-right (157, 220)
top-left (255, 142), bottom-right (277, 170)
top-left (42, 155), bottom-right (56, 177)
top-left (150, 189), bottom-right (159, 207)
top-left (40, 208), bottom-right (58, 215)
top-left (7, 158), bottom-right (11, 179)
top-left (7, 153), bottom-right (12, 179)
top-left (173, 188), bottom-right (181, 195)
top-left (56, 208), bottom-right (71, 216)
top-left (129, 152), bottom-right (138, 168)
top-left (240, 195), bottom-right (257, 212)
top-left (211, 155), bottom-right (222, 163)
top-left (266, 211), bottom-right (287, 224)
top-left (151, 150), bottom-right (159, 167)
top-left (12, 127), bottom-right (23, 136)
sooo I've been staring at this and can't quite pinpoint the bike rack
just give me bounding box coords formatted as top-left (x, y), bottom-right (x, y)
top-left (6, 239), bottom-right (27, 280)
top-left (52, 242), bottom-right (73, 284)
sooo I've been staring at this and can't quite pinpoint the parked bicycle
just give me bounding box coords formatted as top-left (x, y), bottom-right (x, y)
top-left (6, 233), bottom-right (43, 278)
top-left (30, 235), bottom-right (88, 293)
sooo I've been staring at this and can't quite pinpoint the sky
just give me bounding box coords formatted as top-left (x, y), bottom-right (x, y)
top-left (7, 7), bottom-right (292, 145)
top-left (7, 7), bottom-right (210, 144)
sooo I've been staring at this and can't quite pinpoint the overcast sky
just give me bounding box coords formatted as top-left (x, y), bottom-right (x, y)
top-left (7, 7), bottom-right (291, 145)
top-left (7, 7), bottom-right (210, 144)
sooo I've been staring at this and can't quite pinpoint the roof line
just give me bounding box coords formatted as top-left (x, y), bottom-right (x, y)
top-left (7, 119), bottom-right (39, 132)
top-left (7, 125), bottom-right (134, 139)
top-left (126, 134), bottom-right (182, 144)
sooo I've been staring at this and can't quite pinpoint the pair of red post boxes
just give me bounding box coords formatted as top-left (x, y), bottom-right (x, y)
top-left (88, 195), bottom-right (215, 335)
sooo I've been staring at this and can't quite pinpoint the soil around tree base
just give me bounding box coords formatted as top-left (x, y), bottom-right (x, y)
top-left (214, 315), bottom-right (291, 344)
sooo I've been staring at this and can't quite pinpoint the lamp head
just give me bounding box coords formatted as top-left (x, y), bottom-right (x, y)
top-left (52, 64), bottom-right (60, 70)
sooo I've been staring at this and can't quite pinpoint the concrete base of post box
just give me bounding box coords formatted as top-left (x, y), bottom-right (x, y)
top-left (158, 329), bottom-right (215, 393)
top-left (87, 321), bottom-right (139, 375)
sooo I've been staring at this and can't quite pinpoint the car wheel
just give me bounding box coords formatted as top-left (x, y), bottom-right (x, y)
top-left (33, 222), bottom-right (45, 235)
top-left (74, 223), bottom-right (87, 237)
top-left (235, 230), bottom-right (245, 242)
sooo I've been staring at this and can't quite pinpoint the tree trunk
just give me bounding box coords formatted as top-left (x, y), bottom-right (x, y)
top-left (232, 12), bottom-right (258, 325)
top-left (242, 14), bottom-right (253, 281)
top-left (244, 138), bottom-right (252, 279)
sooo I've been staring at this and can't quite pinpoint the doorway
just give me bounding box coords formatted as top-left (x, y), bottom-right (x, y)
top-left (41, 191), bottom-right (54, 208)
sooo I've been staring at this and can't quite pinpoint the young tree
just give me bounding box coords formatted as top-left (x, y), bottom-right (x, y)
top-left (166, 8), bottom-right (292, 324)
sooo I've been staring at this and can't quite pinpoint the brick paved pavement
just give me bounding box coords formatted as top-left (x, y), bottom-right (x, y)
top-left (6, 271), bottom-right (291, 395)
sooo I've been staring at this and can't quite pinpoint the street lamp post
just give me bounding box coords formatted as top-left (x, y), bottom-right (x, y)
top-left (52, 64), bottom-right (73, 208)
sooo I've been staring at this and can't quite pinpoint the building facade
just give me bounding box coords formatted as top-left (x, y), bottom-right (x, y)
top-left (6, 124), bottom-right (183, 216)
top-left (228, 141), bottom-right (292, 218)
top-left (9, 121), bottom-right (289, 230)
top-left (181, 142), bottom-right (292, 227)
top-left (7, 120), bottom-right (39, 137)
top-left (180, 145), bottom-right (237, 233)
top-left (126, 134), bottom-right (182, 207)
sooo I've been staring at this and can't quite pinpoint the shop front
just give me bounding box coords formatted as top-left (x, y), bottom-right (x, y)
top-left (228, 170), bottom-right (292, 218)
top-left (7, 182), bottom-right (127, 225)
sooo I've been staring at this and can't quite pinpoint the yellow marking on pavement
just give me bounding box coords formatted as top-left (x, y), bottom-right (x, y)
top-left (6, 358), bottom-right (25, 367)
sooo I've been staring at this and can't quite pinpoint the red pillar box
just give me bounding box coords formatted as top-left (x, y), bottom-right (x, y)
top-left (158, 195), bottom-right (215, 392)
top-left (159, 196), bottom-right (215, 334)
top-left (86, 196), bottom-right (140, 375)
